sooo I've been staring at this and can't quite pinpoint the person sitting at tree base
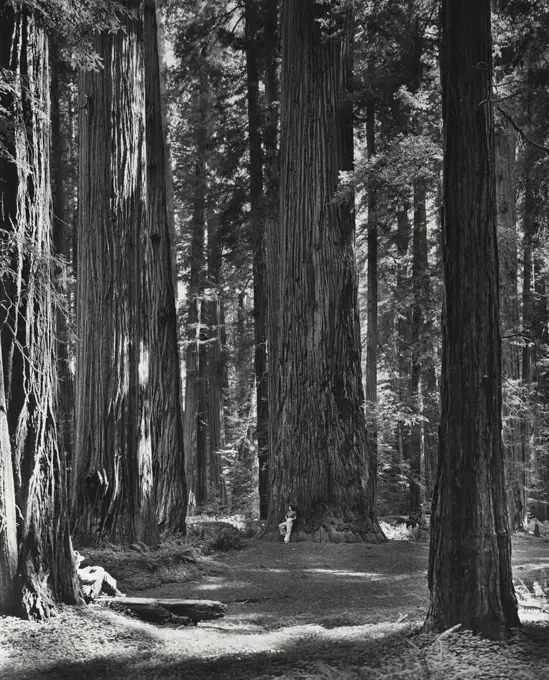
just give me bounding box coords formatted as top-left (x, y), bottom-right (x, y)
top-left (74, 550), bottom-right (125, 602)
top-left (278, 504), bottom-right (297, 543)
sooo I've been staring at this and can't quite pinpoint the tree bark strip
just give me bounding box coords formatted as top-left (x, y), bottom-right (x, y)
top-left (245, 0), bottom-right (269, 521)
top-left (144, 0), bottom-right (187, 534)
top-left (0, 4), bottom-right (80, 618)
top-left (267, 0), bottom-right (384, 542)
top-left (425, 0), bottom-right (519, 638)
top-left (73, 0), bottom-right (158, 545)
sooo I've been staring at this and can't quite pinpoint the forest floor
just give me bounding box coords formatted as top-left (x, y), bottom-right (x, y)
top-left (2, 526), bottom-right (549, 680)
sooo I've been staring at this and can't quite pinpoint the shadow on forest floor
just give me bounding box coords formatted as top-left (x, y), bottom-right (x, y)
top-left (2, 534), bottom-right (549, 680)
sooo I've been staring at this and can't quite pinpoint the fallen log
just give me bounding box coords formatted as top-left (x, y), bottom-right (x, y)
top-left (97, 597), bottom-right (227, 625)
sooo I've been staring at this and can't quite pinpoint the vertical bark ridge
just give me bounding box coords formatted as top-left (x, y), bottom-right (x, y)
top-left (73, 1), bottom-right (158, 545)
top-left (144, 0), bottom-right (187, 534)
top-left (425, 0), bottom-right (519, 638)
top-left (267, 0), bottom-right (384, 542)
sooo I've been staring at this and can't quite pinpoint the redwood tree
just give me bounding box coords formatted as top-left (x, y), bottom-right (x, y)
top-left (0, 2), bottom-right (79, 617)
top-left (72, 0), bottom-right (158, 545)
top-left (266, 0), bottom-right (384, 542)
top-left (424, 0), bottom-right (520, 638)
top-left (144, 0), bottom-right (187, 533)
top-left (244, 0), bottom-right (269, 520)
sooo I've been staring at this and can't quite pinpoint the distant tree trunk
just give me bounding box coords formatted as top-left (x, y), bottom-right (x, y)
top-left (205, 217), bottom-right (227, 506)
top-left (365, 100), bottom-right (379, 508)
top-left (267, 0), bottom-right (384, 542)
top-left (395, 204), bottom-right (412, 476)
top-left (0, 4), bottom-right (80, 618)
top-left (50, 43), bottom-right (74, 475)
top-left (410, 180), bottom-right (427, 512)
top-left (245, 0), bottom-right (269, 521)
top-left (73, 1), bottom-right (159, 546)
top-left (263, 0), bottom-right (280, 522)
top-left (144, 0), bottom-right (187, 533)
top-left (495, 121), bottom-right (524, 532)
top-left (424, 0), bottom-right (520, 638)
top-left (183, 68), bottom-right (208, 511)
top-left (522, 144), bottom-right (534, 519)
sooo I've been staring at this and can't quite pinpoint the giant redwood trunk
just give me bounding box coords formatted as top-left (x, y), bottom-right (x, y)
top-left (245, 0), bottom-right (269, 520)
top-left (73, 1), bottom-right (158, 545)
top-left (0, 4), bottom-right (80, 618)
top-left (424, 0), bottom-right (519, 638)
top-left (144, 0), bottom-right (187, 533)
top-left (266, 0), bottom-right (384, 542)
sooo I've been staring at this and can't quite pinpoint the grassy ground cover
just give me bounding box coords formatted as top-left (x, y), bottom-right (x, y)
top-left (1, 523), bottom-right (549, 680)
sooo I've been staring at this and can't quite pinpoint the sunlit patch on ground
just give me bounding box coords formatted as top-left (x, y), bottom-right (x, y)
top-left (2, 535), bottom-right (549, 679)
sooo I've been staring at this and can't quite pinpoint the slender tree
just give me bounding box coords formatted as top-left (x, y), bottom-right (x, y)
top-left (266, 0), bottom-right (384, 542)
top-left (72, 0), bottom-right (158, 545)
top-left (365, 99), bottom-right (379, 509)
top-left (424, 0), bottom-right (520, 638)
top-left (0, 2), bottom-right (80, 617)
top-left (183, 64), bottom-right (209, 511)
top-left (244, 0), bottom-right (269, 520)
top-left (263, 0), bottom-right (280, 521)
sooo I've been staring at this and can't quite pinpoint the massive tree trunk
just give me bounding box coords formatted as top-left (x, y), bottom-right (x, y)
top-left (73, 1), bottom-right (158, 546)
top-left (183, 67), bottom-right (208, 511)
top-left (0, 4), bottom-right (80, 618)
top-left (263, 0), bottom-right (280, 522)
top-left (245, 0), bottom-right (269, 522)
top-left (144, 0), bottom-right (187, 533)
top-left (266, 0), bottom-right (384, 542)
top-left (424, 0), bottom-right (520, 638)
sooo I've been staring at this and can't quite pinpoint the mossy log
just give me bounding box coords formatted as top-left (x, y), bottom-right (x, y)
top-left (98, 597), bottom-right (227, 625)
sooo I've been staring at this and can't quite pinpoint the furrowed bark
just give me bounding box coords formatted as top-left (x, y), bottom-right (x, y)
top-left (144, 0), bottom-right (187, 534)
top-left (267, 0), bottom-right (384, 543)
top-left (424, 0), bottom-right (520, 639)
top-left (73, 0), bottom-right (158, 546)
top-left (0, 4), bottom-right (80, 618)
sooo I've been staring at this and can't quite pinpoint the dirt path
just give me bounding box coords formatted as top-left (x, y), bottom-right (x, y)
top-left (3, 535), bottom-right (549, 680)
top-left (133, 539), bottom-right (431, 631)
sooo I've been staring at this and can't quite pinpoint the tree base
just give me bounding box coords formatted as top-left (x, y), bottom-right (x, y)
top-left (261, 522), bottom-right (386, 544)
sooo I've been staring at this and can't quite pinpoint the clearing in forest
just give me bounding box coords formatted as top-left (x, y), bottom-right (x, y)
top-left (1, 534), bottom-right (549, 679)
